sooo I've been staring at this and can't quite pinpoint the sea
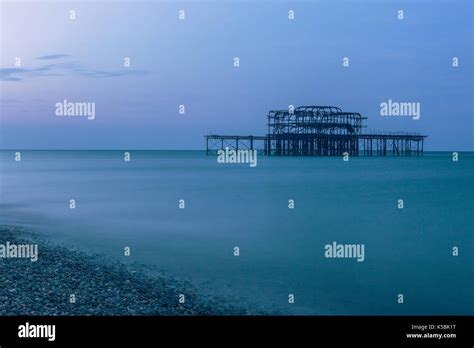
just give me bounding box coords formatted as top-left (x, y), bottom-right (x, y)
top-left (0, 150), bottom-right (472, 315)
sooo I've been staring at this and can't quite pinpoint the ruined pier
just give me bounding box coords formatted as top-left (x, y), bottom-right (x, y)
top-left (206, 105), bottom-right (426, 156)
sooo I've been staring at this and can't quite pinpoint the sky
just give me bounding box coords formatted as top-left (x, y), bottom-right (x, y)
top-left (0, 0), bottom-right (472, 150)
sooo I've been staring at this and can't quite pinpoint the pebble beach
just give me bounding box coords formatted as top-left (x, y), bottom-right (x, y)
top-left (0, 225), bottom-right (256, 316)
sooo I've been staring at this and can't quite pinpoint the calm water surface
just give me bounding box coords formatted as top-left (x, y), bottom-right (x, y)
top-left (0, 151), bottom-right (472, 314)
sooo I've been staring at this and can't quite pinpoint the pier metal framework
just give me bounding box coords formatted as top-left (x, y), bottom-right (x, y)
top-left (205, 135), bottom-right (267, 155)
top-left (205, 105), bottom-right (426, 157)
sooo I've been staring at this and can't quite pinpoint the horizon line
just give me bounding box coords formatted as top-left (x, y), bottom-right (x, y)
top-left (1, 149), bottom-right (473, 153)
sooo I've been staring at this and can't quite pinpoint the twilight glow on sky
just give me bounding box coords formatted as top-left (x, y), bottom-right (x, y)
top-left (0, 0), bottom-right (472, 150)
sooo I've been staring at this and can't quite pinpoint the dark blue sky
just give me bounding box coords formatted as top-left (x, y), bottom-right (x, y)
top-left (0, 0), bottom-right (472, 150)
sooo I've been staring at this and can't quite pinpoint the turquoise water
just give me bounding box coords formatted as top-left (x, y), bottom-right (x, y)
top-left (0, 150), bottom-right (472, 315)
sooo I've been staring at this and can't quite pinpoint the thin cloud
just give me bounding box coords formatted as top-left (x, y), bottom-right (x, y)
top-left (0, 68), bottom-right (29, 81)
top-left (0, 98), bottom-right (23, 105)
top-left (0, 55), bottom-right (149, 81)
top-left (35, 54), bottom-right (71, 60)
